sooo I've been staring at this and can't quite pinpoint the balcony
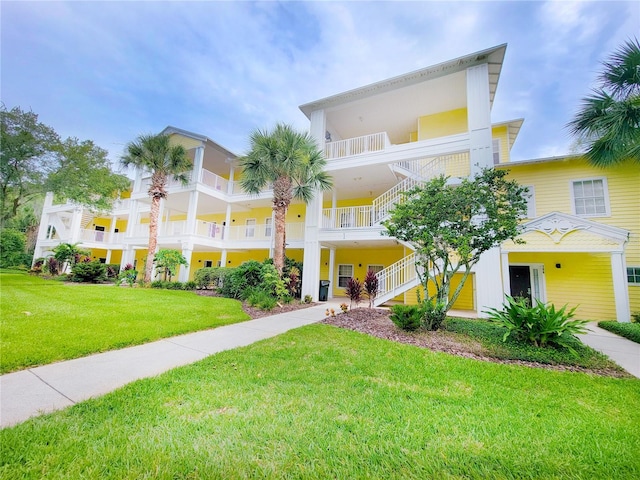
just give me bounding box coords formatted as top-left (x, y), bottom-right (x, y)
top-left (78, 229), bottom-right (125, 245)
top-left (324, 132), bottom-right (389, 160)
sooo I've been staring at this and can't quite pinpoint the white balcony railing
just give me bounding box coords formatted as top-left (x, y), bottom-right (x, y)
top-left (225, 222), bottom-right (304, 242)
top-left (200, 169), bottom-right (229, 192)
top-left (78, 229), bottom-right (125, 244)
top-left (324, 132), bottom-right (389, 160)
top-left (321, 206), bottom-right (376, 229)
top-left (374, 253), bottom-right (422, 305)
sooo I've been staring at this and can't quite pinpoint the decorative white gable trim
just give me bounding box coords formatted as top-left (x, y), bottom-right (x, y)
top-left (522, 211), bottom-right (629, 245)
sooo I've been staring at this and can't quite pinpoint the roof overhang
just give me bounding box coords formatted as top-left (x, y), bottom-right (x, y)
top-left (161, 125), bottom-right (238, 159)
top-left (492, 118), bottom-right (524, 151)
top-left (299, 44), bottom-right (507, 118)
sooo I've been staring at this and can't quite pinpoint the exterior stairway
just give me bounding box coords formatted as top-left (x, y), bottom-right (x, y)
top-left (373, 252), bottom-right (422, 306)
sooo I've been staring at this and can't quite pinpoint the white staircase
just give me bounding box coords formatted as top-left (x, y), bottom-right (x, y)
top-left (373, 252), bottom-right (423, 306)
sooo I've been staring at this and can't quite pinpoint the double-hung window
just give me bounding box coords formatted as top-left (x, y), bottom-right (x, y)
top-left (337, 264), bottom-right (353, 288)
top-left (628, 267), bottom-right (640, 285)
top-left (572, 178), bottom-right (609, 216)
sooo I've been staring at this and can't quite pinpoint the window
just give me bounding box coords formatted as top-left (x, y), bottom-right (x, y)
top-left (572, 178), bottom-right (609, 216)
top-left (265, 217), bottom-right (272, 237)
top-left (367, 265), bottom-right (384, 274)
top-left (523, 185), bottom-right (535, 219)
top-left (245, 219), bottom-right (256, 238)
top-left (628, 267), bottom-right (640, 285)
top-left (492, 139), bottom-right (501, 164)
top-left (204, 260), bottom-right (213, 268)
top-left (338, 264), bottom-right (353, 288)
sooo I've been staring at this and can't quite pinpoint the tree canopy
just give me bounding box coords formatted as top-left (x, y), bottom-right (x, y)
top-left (238, 124), bottom-right (332, 275)
top-left (383, 168), bottom-right (528, 314)
top-left (0, 105), bottom-right (130, 226)
top-left (568, 38), bottom-right (640, 167)
top-left (121, 133), bottom-right (192, 283)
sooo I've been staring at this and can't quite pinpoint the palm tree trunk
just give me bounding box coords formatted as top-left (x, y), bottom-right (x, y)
top-left (273, 204), bottom-right (287, 275)
top-left (145, 195), bottom-right (161, 283)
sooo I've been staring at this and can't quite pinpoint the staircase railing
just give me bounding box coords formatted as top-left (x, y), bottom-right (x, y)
top-left (374, 252), bottom-right (423, 306)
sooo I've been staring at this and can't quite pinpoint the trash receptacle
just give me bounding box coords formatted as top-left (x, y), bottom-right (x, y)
top-left (319, 280), bottom-right (330, 301)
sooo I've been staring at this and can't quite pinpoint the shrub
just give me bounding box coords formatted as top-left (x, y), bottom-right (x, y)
top-left (119, 264), bottom-right (138, 286)
top-left (261, 263), bottom-right (289, 300)
top-left (345, 277), bottom-right (363, 308)
top-left (363, 269), bottom-right (379, 308)
top-left (105, 264), bottom-right (120, 279)
top-left (194, 267), bottom-right (224, 289)
top-left (183, 281), bottom-right (197, 290)
top-left (71, 260), bottom-right (107, 283)
top-left (632, 311), bottom-right (640, 323)
top-left (46, 257), bottom-right (60, 276)
top-left (219, 260), bottom-right (263, 299)
top-left (485, 296), bottom-right (589, 353)
top-left (246, 289), bottom-right (278, 311)
top-left (0, 228), bottom-right (27, 268)
top-left (598, 321), bottom-right (640, 344)
top-left (151, 280), bottom-right (170, 289)
top-left (423, 300), bottom-right (447, 331)
top-left (390, 305), bottom-right (423, 331)
top-left (303, 294), bottom-right (313, 304)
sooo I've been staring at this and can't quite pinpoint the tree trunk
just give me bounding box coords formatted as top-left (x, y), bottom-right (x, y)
top-left (273, 203), bottom-right (287, 275)
top-left (145, 195), bottom-right (161, 283)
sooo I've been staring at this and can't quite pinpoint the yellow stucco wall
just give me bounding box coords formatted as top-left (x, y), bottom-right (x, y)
top-left (418, 108), bottom-right (468, 140)
top-left (331, 247), bottom-right (405, 298)
top-left (403, 273), bottom-right (475, 311)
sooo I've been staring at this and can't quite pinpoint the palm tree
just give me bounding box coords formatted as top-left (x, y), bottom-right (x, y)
top-left (121, 134), bottom-right (192, 282)
top-left (238, 124), bottom-right (332, 275)
top-left (568, 38), bottom-right (640, 167)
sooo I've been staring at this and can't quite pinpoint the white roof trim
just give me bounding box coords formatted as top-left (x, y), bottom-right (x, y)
top-left (299, 44), bottom-right (507, 118)
top-left (520, 211), bottom-right (629, 245)
top-left (161, 126), bottom-right (237, 159)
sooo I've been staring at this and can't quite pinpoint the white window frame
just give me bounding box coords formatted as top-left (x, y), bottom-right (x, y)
top-left (367, 265), bottom-right (384, 274)
top-left (245, 218), bottom-right (256, 238)
top-left (492, 139), bottom-right (501, 165)
top-left (570, 177), bottom-right (610, 217)
top-left (523, 185), bottom-right (536, 219)
top-left (265, 217), bottom-right (272, 237)
top-left (204, 260), bottom-right (213, 268)
top-left (337, 264), bottom-right (354, 288)
top-left (628, 267), bottom-right (640, 286)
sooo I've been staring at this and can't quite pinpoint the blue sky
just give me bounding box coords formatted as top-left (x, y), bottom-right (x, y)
top-left (1, 1), bottom-right (638, 165)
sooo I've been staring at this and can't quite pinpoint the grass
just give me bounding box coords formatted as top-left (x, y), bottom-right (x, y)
top-left (0, 271), bottom-right (249, 373)
top-left (598, 321), bottom-right (640, 344)
top-left (1, 325), bottom-right (639, 479)
top-left (444, 317), bottom-right (619, 371)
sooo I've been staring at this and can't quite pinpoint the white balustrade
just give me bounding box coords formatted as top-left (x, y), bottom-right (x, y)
top-left (200, 169), bottom-right (229, 192)
top-left (324, 132), bottom-right (389, 159)
top-left (78, 229), bottom-right (125, 244)
top-left (375, 253), bottom-right (420, 302)
top-left (321, 206), bottom-right (375, 229)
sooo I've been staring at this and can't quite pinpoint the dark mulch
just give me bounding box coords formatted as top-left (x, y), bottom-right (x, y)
top-left (321, 308), bottom-right (629, 378)
top-left (195, 289), bottom-right (317, 319)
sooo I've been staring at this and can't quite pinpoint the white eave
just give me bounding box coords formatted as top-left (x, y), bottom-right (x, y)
top-left (492, 118), bottom-right (524, 151)
top-left (161, 125), bottom-right (238, 159)
top-left (299, 44), bottom-right (507, 118)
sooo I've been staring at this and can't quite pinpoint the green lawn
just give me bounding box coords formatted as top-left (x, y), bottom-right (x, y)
top-left (599, 321), bottom-right (640, 344)
top-left (1, 325), bottom-right (639, 479)
top-left (0, 271), bottom-right (249, 373)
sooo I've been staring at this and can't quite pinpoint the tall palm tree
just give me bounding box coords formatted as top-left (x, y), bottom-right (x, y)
top-left (121, 133), bottom-right (192, 282)
top-left (568, 38), bottom-right (640, 167)
top-left (238, 124), bottom-right (332, 275)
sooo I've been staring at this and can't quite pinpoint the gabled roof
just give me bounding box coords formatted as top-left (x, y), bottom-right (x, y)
top-left (299, 44), bottom-right (507, 118)
top-left (492, 118), bottom-right (524, 151)
top-left (161, 125), bottom-right (237, 159)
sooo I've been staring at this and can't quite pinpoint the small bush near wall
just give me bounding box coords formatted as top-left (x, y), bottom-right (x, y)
top-left (71, 261), bottom-right (107, 283)
top-left (150, 281), bottom-right (196, 290)
top-left (598, 321), bottom-right (640, 344)
top-left (390, 305), bottom-right (423, 331)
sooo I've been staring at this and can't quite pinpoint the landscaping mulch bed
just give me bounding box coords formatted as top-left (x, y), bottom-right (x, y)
top-left (195, 289), bottom-right (317, 319)
top-left (321, 308), bottom-right (630, 378)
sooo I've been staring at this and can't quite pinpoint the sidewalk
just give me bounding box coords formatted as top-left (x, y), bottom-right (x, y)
top-left (2, 307), bottom-right (638, 428)
top-left (0, 301), bottom-right (342, 429)
top-left (577, 322), bottom-right (640, 378)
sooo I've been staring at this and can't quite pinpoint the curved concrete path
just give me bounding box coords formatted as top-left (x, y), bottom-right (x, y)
top-left (2, 308), bottom-right (638, 428)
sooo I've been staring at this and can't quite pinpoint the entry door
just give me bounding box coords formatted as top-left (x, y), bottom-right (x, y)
top-left (509, 266), bottom-right (531, 303)
top-left (94, 225), bottom-right (105, 242)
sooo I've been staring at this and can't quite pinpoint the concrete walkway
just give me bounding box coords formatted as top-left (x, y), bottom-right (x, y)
top-left (577, 322), bottom-right (640, 378)
top-left (2, 306), bottom-right (638, 429)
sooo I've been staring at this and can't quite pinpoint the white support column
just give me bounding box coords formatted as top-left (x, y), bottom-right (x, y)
top-left (221, 249), bottom-right (228, 267)
top-left (474, 247), bottom-right (504, 318)
top-left (467, 63), bottom-right (493, 175)
top-left (120, 246), bottom-right (134, 270)
top-left (611, 251), bottom-right (631, 322)
top-left (126, 200), bottom-right (138, 239)
top-left (301, 108), bottom-right (326, 301)
top-left (106, 250), bottom-right (112, 264)
top-left (185, 191), bottom-right (199, 235)
top-left (328, 247), bottom-right (336, 299)
top-left (69, 207), bottom-right (83, 244)
top-left (193, 146), bottom-right (204, 183)
top-left (501, 251), bottom-right (511, 297)
top-left (227, 163), bottom-right (235, 195)
top-left (223, 204), bottom-right (232, 240)
top-left (179, 242), bottom-right (193, 282)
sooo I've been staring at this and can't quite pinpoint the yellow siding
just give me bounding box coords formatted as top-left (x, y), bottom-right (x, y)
top-left (115, 219), bottom-right (127, 232)
top-left (503, 159), bottom-right (639, 312)
top-left (418, 108), bottom-right (468, 140)
top-left (509, 252), bottom-right (616, 320)
top-left (403, 273), bottom-right (475, 311)
top-left (491, 125), bottom-right (510, 163)
top-left (409, 131), bottom-right (418, 142)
